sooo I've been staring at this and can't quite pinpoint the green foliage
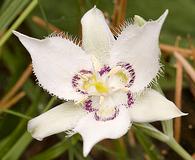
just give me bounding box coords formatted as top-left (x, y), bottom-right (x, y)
top-left (30, 139), bottom-right (69, 160)
top-left (0, 0), bottom-right (30, 32)
top-left (134, 127), bottom-right (164, 160)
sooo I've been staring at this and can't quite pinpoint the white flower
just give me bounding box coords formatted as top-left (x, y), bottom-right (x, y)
top-left (13, 7), bottom-right (186, 157)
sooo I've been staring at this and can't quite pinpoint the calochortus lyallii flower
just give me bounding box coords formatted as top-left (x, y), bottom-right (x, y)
top-left (13, 7), bottom-right (186, 157)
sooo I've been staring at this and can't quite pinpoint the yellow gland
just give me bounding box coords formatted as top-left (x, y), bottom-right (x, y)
top-left (116, 71), bottom-right (128, 83)
top-left (93, 81), bottom-right (109, 94)
top-left (82, 75), bottom-right (109, 94)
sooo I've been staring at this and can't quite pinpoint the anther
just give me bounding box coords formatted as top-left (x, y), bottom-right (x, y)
top-left (121, 87), bottom-right (129, 92)
top-left (112, 87), bottom-right (129, 92)
top-left (75, 96), bottom-right (88, 105)
top-left (91, 55), bottom-right (101, 72)
top-left (99, 96), bottom-right (104, 105)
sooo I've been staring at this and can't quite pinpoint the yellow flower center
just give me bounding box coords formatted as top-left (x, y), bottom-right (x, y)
top-left (82, 75), bottom-right (109, 94)
top-left (93, 81), bottom-right (109, 94)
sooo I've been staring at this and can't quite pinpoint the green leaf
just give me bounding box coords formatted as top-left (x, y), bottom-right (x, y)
top-left (113, 139), bottom-right (129, 160)
top-left (134, 127), bottom-right (164, 160)
top-left (0, 0), bottom-right (30, 32)
top-left (0, 90), bottom-right (42, 158)
top-left (95, 144), bottom-right (119, 157)
top-left (0, 109), bottom-right (31, 120)
top-left (30, 139), bottom-right (69, 160)
top-left (2, 132), bottom-right (32, 160)
top-left (0, 0), bottom-right (38, 48)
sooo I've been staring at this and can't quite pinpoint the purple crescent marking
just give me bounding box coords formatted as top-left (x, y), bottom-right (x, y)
top-left (117, 62), bottom-right (136, 87)
top-left (99, 65), bottom-right (111, 76)
top-left (127, 92), bottom-right (134, 107)
top-left (94, 107), bottom-right (119, 121)
top-left (83, 99), bottom-right (97, 112)
top-left (72, 69), bottom-right (92, 94)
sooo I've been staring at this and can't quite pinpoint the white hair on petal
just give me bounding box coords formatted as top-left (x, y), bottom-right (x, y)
top-left (11, 32), bottom-right (91, 100)
top-left (111, 18), bottom-right (134, 37)
top-left (31, 62), bottom-right (70, 101)
top-left (65, 129), bottom-right (76, 138)
top-left (46, 32), bottom-right (81, 46)
top-left (132, 61), bottom-right (164, 100)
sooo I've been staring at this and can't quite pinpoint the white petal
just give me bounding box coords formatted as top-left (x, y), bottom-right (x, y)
top-left (110, 10), bottom-right (168, 93)
top-left (13, 31), bottom-right (92, 101)
top-left (111, 91), bottom-right (129, 106)
top-left (74, 108), bottom-right (131, 157)
top-left (28, 102), bottom-right (86, 141)
top-left (81, 6), bottom-right (115, 64)
top-left (129, 89), bottom-right (187, 123)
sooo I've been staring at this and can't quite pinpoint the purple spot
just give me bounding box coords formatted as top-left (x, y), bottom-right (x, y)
top-left (72, 69), bottom-right (92, 94)
top-left (99, 65), bottom-right (111, 76)
top-left (117, 62), bottom-right (135, 87)
top-left (94, 107), bottom-right (119, 121)
top-left (80, 70), bottom-right (92, 74)
top-left (72, 75), bottom-right (80, 88)
top-left (83, 99), bottom-right (96, 112)
top-left (127, 92), bottom-right (134, 107)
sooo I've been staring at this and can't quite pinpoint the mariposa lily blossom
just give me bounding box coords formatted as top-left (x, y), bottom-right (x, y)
top-left (13, 7), bottom-right (187, 157)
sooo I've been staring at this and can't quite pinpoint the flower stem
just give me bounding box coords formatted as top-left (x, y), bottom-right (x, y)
top-left (167, 138), bottom-right (193, 160)
top-left (154, 85), bottom-right (174, 137)
top-left (134, 123), bottom-right (193, 160)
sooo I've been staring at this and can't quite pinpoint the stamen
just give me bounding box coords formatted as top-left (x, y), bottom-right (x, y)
top-left (72, 62), bottom-right (136, 122)
top-left (112, 87), bottom-right (129, 92)
top-left (99, 96), bottom-right (104, 105)
top-left (91, 55), bottom-right (101, 72)
top-left (75, 96), bottom-right (88, 105)
top-left (121, 87), bottom-right (129, 92)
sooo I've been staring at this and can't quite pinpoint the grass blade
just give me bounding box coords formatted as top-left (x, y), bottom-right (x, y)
top-left (0, 0), bottom-right (38, 48)
top-left (0, 89), bottom-right (41, 158)
top-left (30, 139), bottom-right (69, 160)
top-left (134, 127), bottom-right (164, 160)
top-left (0, 0), bottom-right (30, 31)
top-left (2, 132), bottom-right (32, 160)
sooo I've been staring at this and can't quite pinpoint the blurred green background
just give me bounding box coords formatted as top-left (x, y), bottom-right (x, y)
top-left (0, 0), bottom-right (194, 160)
